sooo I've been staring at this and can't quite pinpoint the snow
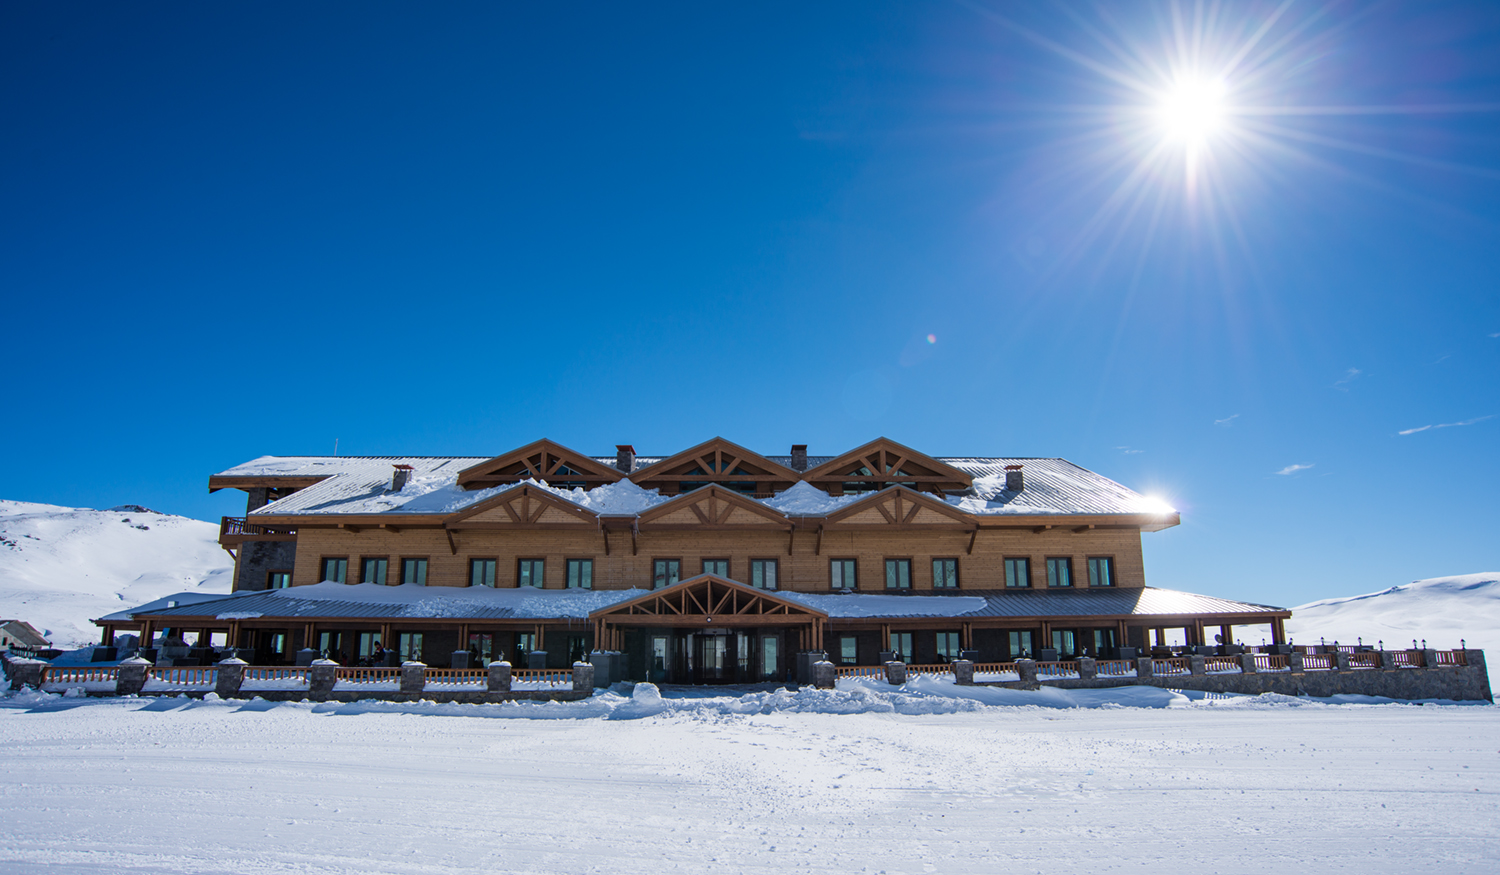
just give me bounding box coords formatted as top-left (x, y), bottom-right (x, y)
top-left (0, 499), bottom-right (232, 647)
top-left (267, 581), bottom-right (643, 618)
top-left (778, 591), bottom-right (988, 618)
top-left (1, 682), bottom-right (1495, 873)
top-left (759, 482), bottom-right (863, 515)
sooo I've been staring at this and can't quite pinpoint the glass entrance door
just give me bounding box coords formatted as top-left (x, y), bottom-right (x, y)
top-left (693, 633), bottom-right (728, 683)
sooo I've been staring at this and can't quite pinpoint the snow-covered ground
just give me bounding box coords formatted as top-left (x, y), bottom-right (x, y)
top-left (1, 680), bottom-right (1496, 874)
top-left (0, 500), bottom-right (232, 647)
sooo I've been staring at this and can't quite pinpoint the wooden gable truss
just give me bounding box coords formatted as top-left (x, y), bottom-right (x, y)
top-left (588, 574), bottom-right (828, 649)
top-left (443, 483), bottom-right (601, 554)
top-left (817, 485), bottom-right (980, 554)
top-left (456, 439), bottom-right (623, 491)
top-left (800, 437), bottom-right (973, 496)
top-left (628, 437), bottom-right (800, 497)
top-left (631, 485), bottom-right (794, 555)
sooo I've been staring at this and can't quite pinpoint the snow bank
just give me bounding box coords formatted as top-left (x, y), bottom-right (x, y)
top-left (759, 482), bottom-right (863, 515)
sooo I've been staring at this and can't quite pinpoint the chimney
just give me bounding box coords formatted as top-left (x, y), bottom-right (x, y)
top-left (1004, 464), bottom-right (1024, 492)
top-left (790, 444), bottom-right (808, 471)
top-left (391, 464), bottom-right (414, 492)
top-left (615, 444), bottom-right (636, 473)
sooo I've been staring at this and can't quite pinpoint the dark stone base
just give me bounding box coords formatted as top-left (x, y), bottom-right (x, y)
top-left (977, 665), bottom-right (1492, 702)
top-left (58, 689), bottom-right (595, 703)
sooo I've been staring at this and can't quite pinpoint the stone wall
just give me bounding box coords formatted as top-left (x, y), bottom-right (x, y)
top-left (235, 540), bottom-right (297, 591)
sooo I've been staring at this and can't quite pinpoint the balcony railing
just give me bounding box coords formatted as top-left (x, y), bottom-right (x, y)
top-left (219, 516), bottom-right (298, 544)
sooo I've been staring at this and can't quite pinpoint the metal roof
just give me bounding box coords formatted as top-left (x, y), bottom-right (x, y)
top-left (120, 586), bottom-right (1283, 623)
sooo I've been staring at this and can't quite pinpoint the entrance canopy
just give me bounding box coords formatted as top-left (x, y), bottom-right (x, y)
top-left (588, 574), bottom-right (827, 651)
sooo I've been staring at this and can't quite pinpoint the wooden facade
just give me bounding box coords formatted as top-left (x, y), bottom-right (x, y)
top-left (99, 439), bottom-right (1291, 683)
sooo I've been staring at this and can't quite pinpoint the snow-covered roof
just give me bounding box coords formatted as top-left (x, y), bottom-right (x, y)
top-left (219, 454), bottom-right (1173, 519)
top-left (125, 582), bottom-right (643, 621)
top-left (121, 584), bottom-right (1283, 622)
top-left (96, 590), bottom-right (244, 623)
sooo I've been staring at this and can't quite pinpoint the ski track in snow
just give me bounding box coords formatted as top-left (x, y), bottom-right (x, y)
top-left (0, 686), bottom-right (1496, 874)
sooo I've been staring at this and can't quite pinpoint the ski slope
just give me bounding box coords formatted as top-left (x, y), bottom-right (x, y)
top-left (0, 500), bottom-right (232, 647)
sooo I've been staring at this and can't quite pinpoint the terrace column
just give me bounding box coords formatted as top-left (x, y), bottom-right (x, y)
top-left (884, 661), bottom-right (907, 686)
top-left (1188, 654), bottom-right (1206, 676)
top-left (1270, 617), bottom-right (1287, 645)
top-left (487, 660), bottom-right (512, 693)
top-left (1334, 651), bottom-right (1351, 672)
top-left (1016, 659), bottom-right (1039, 686)
top-left (308, 659), bottom-right (338, 699)
top-left (812, 659), bottom-right (836, 690)
top-left (117, 658), bottom-right (150, 696)
top-left (1239, 653), bottom-right (1258, 674)
top-left (952, 660), bottom-right (974, 686)
top-left (1287, 651), bottom-right (1304, 673)
top-left (400, 662), bottom-right (426, 695)
top-left (215, 658), bottom-right (246, 698)
top-left (1135, 656), bottom-right (1154, 679)
top-left (572, 662), bottom-right (595, 693)
top-left (1077, 657), bottom-right (1097, 680)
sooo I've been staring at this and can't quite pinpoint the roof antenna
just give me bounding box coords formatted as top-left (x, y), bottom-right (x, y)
top-left (334, 438), bottom-right (339, 457)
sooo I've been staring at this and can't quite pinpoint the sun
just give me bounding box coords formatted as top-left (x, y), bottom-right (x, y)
top-left (1157, 77), bottom-right (1229, 143)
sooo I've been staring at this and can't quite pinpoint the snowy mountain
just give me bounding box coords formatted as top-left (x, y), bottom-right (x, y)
top-left (1287, 573), bottom-right (1499, 682)
top-left (0, 499), bottom-right (232, 648)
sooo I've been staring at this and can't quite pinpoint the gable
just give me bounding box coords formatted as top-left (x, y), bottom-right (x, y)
top-left (589, 574), bottom-right (827, 620)
top-left (637, 485), bottom-right (791, 529)
top-left (629, 437), bottom-right (800, 495)
top-left (446, 484), bottom-right (598, 527)
top-left (824, 486), bottom-right (975, 528)
top-left (801, 437), bottom-right (973, 494)
top-left (457, 440), bottom-right (623, 490)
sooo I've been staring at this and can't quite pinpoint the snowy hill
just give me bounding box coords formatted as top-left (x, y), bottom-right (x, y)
top-left (0, 499), bottom-right (232, 648)
top-left (1288, 573), bottom-right (1499, 684)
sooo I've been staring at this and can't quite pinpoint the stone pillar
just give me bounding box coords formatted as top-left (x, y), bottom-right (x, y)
top-left (572, 661), bottom-right (595, 694)
top-left (1189, 654), bottom-right (1206, 676)
top-left (1466, 649), bottom-right (1487, 675)
top-left (6, 658), bottom-right (43, 691)
top-left (1077, 657), bottom-right (1097, 680)
top-left (884, 661), bottom-right (907, 686)
top-left (1421, 649), bottom-right (1440, 669)
top-left (1135, 656), bottom-right (1154, 679)
top-left (1380, 650), bottom-right (1397, 670)
top-left (400, 662), bottom-right (426, 695)
top-left (487, 660), bottom-right (512, 693)
top-left (117, 658), bottom-right (150, 696)
top-left (1334, 650), bottom-right (1351, 672)
top-left (1288, 651), bottom-right (1304, 673)
top-left (1239, 653), bottom-right (1257, 674)
top-left (215, 658), bottom-right (246, 698)
top-left (953, 659), bottom-right (975, 686)
top-left (812, 659), bottom-right (836, 690)
top-left (1016, 658), bottom-right (1038, 686)
top-left (309, 659), bottom-right (339, 698)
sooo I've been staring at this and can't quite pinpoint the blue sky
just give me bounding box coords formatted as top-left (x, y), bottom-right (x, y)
top-left (4, 2), bottom-right (1497, 610)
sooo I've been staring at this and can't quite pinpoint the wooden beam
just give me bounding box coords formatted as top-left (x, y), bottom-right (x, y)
top-left (445, 529), bottom-right (457, 556)
top-left (1032, 525), bottom-right (1052, 534)
top-left (966, 528), bottom-right (978, 555)
top-left (1071, 524), bottom-right (1094, 533)
top-left (815, 524), bottom-right (824, 556)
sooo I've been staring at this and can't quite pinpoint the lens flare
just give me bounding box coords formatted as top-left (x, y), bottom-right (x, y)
top-left (1159, 78), bottom-right (1228, 143)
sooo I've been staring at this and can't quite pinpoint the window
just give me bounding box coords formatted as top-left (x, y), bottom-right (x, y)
top-left (469, 558), bottom-right (496, 588)
top-left (1046, 558), bottom-right (1073, 588)
top-left (1052, 629), bottom-right (1078, 656)
top-left (518, 559), bottom-right (544, 588)
top-left (884, 559), bottom-right (912, 590)
top-left (932, 558), bottom-right (959, 589)
top-left (702, 558), bottom-right (729, 577)
top-left (361, 557), bottom-right (388, 586)
top-left (320, 557), bottom-right (347, 584)
top-left (830, 558), bottom-right (857, 589)
top-left (888, 632), bottom-right (913, 663)
top-left (1004, 558), bottom-right (1030, 589)
top-left (1008, 630), bottom-right (1033, 659)
top-left (267, 571), bottom-right (291, 589)
top-left (750, 559), bottom-right (778, 590)
top-left (653, 559), bottom-right (681, 589)
top-left (936, 631), bottom-right (961, 662)
top-left (398, 632), bottom-right (423, 662)
top-left (567, 559), bottom-right (593, 589)
top-left (839, 636), bottom-right (858, 665)
top-left (1088, 557), bottom-right (1114, 588)
top-left (401, 558), bottom-right (428, 586)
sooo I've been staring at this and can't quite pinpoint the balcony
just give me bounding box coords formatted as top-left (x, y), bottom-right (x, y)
top-left (219, 516), bottom-right (298, 547)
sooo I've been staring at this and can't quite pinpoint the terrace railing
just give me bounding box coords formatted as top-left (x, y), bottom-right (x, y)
top-left (242, 667), bottom-right (311, 688)
top-left (1347, 652), bottom-right (1382, 670)
top-left (149, 667), bottom-right (218, 688)
top-left (905, 663), bottom-right (955, 678)
top-left (219, 516), bottom-right (298, 545)
top-left (41, 666), bottom-right (119, 687)
top-left (1254, 654), bottom-right (1289, 672)
top-left (1301, 653), bottom-right (1335, 671)
top-left (833, 665), bottom-right (886, 680)
top-left (1037, 661), bottom-right (1080, 679)
top-left (1203, 656), bottom-right (1241, 674)
top-left (1432, 650), bottom-right (1467, 667)
top-left (334, 667), bottom-right (401, 685)
top-left (1095, 660), bottom-right (1136, 678)
top-left (424, 668), bottom-right (488, 687)
top-left (972, 661), bottom-right (1020, 678)
top-left (510, 668), bottom-right (572, 687)
top-left (1392, 650), bottom-right (1424, 668)
top-left (1153, 658), bottom-right (1191, 676)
